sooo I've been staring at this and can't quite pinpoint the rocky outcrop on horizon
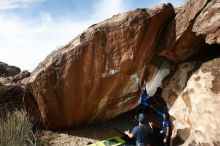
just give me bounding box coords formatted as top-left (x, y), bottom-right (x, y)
top-left (0, 61), bottom-right (20, 77)
top-left (0, 62), bottom-right (30, 109)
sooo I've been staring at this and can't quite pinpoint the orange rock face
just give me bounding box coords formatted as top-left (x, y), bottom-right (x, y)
top-left (25, 4), bottom-right (175, 129)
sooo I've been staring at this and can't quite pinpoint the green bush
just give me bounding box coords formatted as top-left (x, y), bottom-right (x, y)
top-left (0, 109), bottom-right (46, 146)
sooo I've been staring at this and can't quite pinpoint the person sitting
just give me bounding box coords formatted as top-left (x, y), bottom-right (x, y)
top-left (125, 113), bottom-right (152, 146)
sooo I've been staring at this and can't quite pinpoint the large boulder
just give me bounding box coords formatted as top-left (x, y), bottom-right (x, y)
top-left (0, 70), bottom-right (30, 85)
top-left (169, 58), bottom-right (220, 145)
top-left (0, 61), bottom-right (20, 77)
top-left (0, 84), bottom-right (24, 108)
top-left (25, 4), bottom-right (175, 129)
top-left (159, 0), bottom-right (220, 62)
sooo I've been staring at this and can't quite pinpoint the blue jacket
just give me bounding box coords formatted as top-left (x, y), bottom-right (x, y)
top-left (140, 90), bottom-right (149, 107)
top-left (163, 119), bottom-right (171, 137)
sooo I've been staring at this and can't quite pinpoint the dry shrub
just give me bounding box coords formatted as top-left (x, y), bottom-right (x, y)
top-left (0, 107), bottom-right (46, 146)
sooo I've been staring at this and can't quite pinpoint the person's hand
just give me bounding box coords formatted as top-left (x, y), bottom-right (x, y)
top-left (163, 138), bottom-right (167, 143)
top-left (160, 130), bottom-right (163, 134)
top-left (124, 129), bottom-right (130, 135)
top-left (149, 122), bottom-right (153, 128)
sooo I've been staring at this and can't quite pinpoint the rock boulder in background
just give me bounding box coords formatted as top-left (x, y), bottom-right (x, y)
top-left (0, 61), bottom-right (20, 77)
top-left (0, 62), bottom-right (30, 109)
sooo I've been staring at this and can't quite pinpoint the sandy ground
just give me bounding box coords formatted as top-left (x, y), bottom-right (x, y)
top-left (40, 108), bottom-right (163, 146)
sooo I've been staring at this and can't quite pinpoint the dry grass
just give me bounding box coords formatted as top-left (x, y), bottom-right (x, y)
top-left (0, 108), bottom-right (46, 146)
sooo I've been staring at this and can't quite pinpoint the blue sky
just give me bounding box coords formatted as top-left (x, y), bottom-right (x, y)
top-left (0, 0), bottom-right (186, 71)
